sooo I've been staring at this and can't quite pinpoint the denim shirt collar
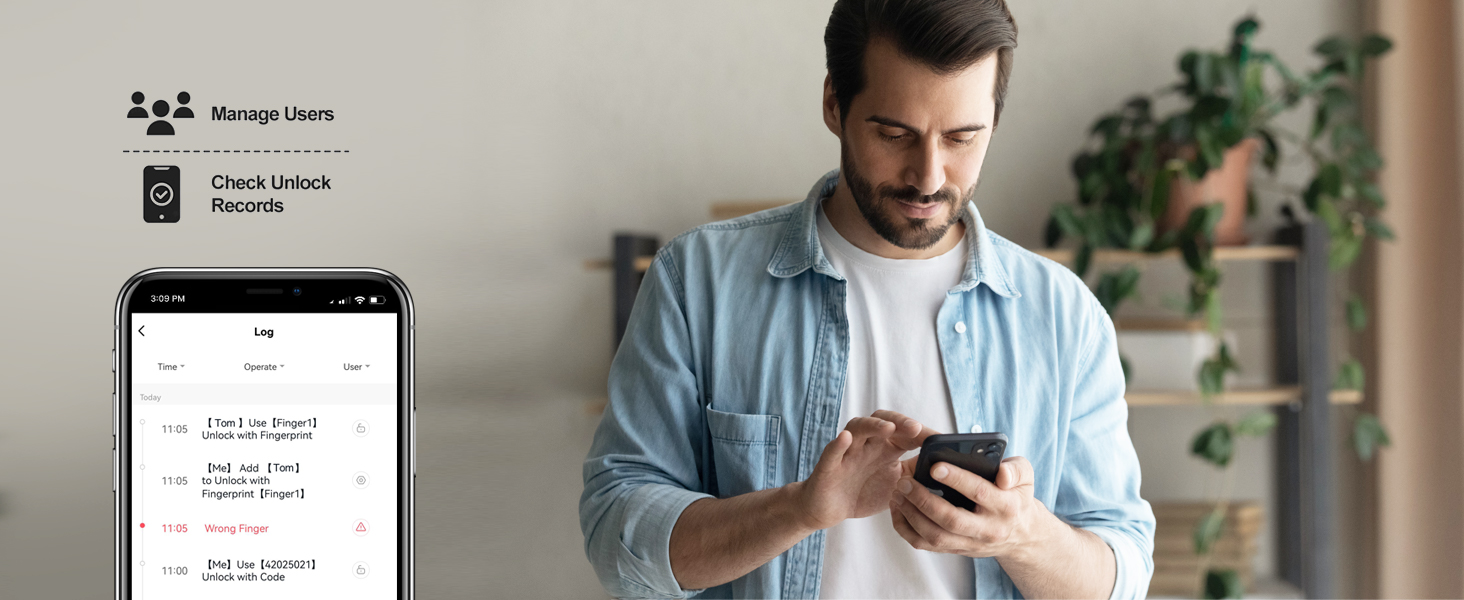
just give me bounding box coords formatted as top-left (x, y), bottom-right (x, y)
top-left (767, 169), bottom-right (1021, 299)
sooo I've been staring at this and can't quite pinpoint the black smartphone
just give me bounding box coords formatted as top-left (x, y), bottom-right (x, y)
top-left (113, 269), bottom-right (415, 598)
top-left (913, 433), bottom-right (1008, 511)
top-left (143, 166), bottom-right (180, 223)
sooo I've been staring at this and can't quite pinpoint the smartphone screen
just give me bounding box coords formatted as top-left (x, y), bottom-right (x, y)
top-left (114, 270), bottom-right (414, 598)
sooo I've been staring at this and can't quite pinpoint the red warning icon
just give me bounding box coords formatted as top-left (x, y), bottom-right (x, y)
top-left (353, 519), bottom-right (370, 536)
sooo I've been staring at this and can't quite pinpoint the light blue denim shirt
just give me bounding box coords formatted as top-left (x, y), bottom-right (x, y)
top-left (581, 170), bottom-right (1155, 599)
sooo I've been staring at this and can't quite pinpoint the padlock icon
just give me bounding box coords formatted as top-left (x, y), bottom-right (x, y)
top-left (352, 420), bottom-right (369, 437)
top-left (356, 565), bottom-right (365, 575)
top-left (352, 561), bottom-right (370, 578)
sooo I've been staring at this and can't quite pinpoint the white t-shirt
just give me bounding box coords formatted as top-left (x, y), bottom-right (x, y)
top-left (816, 203), bottom-right (975, 599)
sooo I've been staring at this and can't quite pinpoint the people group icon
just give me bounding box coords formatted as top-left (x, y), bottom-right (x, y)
top-left (128, 92), bottom-right (193, 135)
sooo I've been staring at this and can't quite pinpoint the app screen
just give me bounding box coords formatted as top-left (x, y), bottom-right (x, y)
top-left (128, 312), bottom-right (398, 597)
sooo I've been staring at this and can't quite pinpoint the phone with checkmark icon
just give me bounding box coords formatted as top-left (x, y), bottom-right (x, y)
top-left (143, 165), bottom-right (180, 223)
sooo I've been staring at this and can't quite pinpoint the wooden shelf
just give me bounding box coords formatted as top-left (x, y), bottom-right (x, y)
top-left (1115, 317), bottom-right (1207, 332)
top-left (710, 200), bottom-right (795, 222)
top-left (586, 389), bottom-right (1361, 414)
top-left (1127, 387), bottom-right (1361, 407)
top-left (589, 245), bottom-right (1300, 273)
top-left (1036, 245), bottom-right (1299, 265)
top-left (579, 389), bottom-right (1346, 412)
top-left (583, 256), bottom-right (654, 272)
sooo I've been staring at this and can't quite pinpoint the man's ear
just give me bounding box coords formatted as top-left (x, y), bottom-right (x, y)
top-left (822, 73), bottom-right (843, 138)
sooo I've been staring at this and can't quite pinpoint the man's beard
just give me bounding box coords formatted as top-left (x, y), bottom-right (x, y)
top-left (841, 142), bottom-right (973, 251)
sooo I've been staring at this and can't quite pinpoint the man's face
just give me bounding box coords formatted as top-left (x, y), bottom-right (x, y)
top-left (825, 39), bottom-right (998, 250)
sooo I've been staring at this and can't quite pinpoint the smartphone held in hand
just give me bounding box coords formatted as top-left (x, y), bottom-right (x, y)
top-left (912, 433), bottom-right (1008, 511)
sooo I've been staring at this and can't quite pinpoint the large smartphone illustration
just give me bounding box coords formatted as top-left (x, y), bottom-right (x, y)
top-left (143, 166), bottom-right (181, 223)
top-left (113, 269), bottom-right (414, 598)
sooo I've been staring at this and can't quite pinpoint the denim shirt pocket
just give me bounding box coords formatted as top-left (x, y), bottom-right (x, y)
top-left (705, 405), bottom-right (781, 498)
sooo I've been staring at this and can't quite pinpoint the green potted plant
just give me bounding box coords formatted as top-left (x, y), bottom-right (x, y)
top-left (1044, 16), bottom-right (1393, 599)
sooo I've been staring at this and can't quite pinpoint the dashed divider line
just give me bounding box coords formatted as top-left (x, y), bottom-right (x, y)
top-left (122, 150), bottom-right (350, 153)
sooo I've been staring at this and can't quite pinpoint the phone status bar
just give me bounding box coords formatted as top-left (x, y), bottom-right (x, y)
top-left (331, 295), bottom-right (387, 306)
top-left (128, 278), bottom-right (401, 314)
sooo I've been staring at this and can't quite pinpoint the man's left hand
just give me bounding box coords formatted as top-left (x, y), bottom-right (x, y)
top-left (888, 455), bottom-right (1058, 560)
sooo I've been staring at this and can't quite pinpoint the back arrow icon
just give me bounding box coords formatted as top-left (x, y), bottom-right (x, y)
top-left (138, 325), bottom-right (145, 336)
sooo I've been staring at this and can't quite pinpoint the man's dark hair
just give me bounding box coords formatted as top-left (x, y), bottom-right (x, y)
top-left (825, 0), bottom-right (1018, 127)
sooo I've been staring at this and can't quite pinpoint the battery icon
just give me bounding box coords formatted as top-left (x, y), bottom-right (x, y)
top-left (368, 295), bottom-right (386, 305)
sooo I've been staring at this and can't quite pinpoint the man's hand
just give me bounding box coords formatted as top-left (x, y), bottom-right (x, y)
top-left (792, 412), bottom-right (927, 531)
top-left (888, 456), bottom-right (1118, 599)
top-left (889, 456), bottom-right (1055, 559)
top-left (669, 410), bottom-right (937, 590)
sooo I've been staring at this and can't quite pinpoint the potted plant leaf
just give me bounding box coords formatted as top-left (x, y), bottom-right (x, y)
top-left (1044, 16), bottom-right (1393, 599)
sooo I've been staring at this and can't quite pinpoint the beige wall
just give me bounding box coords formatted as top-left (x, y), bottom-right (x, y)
top-left (0, 1), bottom-right (1361, 597)
top-left (1370, 1), bottom-right (1464, 597)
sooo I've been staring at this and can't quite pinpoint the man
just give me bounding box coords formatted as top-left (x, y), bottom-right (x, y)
top-left (580, 1), bottom-right (1154, 598)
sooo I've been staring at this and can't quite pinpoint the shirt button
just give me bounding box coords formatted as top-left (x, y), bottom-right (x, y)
top-left (970, 425), bottom-right (981, 433)
top-left (955, 321), bottom-right (967, 334)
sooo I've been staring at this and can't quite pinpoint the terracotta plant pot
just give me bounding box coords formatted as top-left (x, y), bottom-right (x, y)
top-left (1161, 137), bottom-right (1258, 246)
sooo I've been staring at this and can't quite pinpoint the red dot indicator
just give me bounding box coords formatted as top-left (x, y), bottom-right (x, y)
top-left (140, 523), bottom-right (146, 528)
